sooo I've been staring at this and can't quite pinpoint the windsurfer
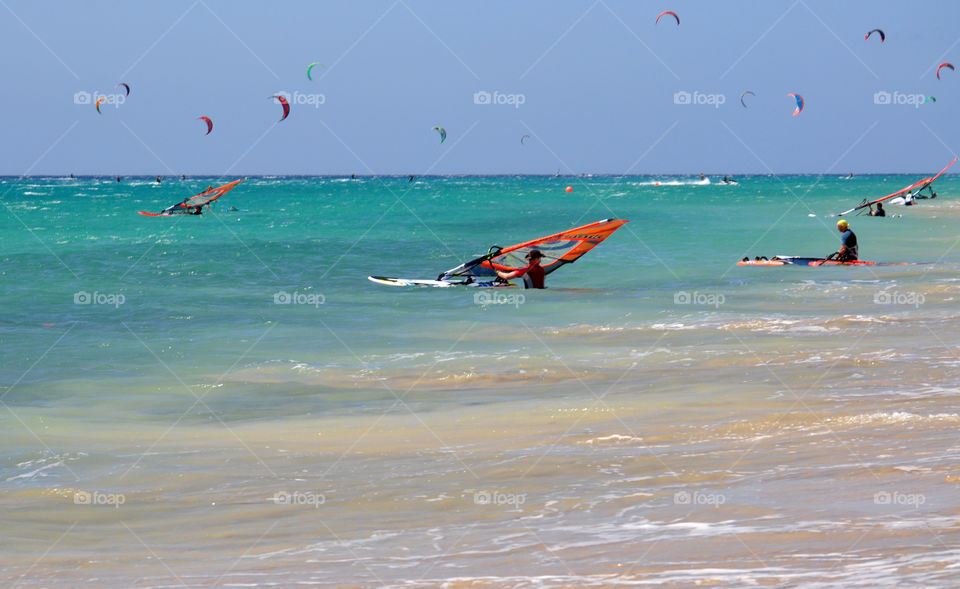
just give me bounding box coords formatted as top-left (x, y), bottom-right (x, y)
top-left (869, 202), bottom-right (886, 217)
top-left (831, 219), bottom-right (858, 262)
top-left (497, 250), bottom-right (545, 289)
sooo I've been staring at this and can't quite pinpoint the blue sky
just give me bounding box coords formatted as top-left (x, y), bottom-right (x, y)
top-left (2, 0), bottom-right (959, 175)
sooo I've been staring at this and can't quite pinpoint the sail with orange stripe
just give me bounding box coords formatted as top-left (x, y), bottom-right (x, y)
top-left (438, 218), bottom-right (628, 281)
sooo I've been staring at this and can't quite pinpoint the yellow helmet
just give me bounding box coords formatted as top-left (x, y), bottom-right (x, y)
top-left (837, 219), bottom-right (849, 229)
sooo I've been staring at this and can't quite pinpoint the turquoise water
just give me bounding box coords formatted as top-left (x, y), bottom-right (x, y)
top-left (4, 175), bottom-right (960, 586)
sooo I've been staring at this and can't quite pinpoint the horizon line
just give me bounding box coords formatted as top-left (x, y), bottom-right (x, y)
top-left (3, 171), bottom-right (954, 179)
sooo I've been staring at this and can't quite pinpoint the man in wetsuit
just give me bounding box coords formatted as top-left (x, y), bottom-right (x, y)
top-left (497, 249), bottom-right (545, 288)
top-left (834, 219), bottom-right (858, 262)
top-left (869, 202), bottom-right (885, 217)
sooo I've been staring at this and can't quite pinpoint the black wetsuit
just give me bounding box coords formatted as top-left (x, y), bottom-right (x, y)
top-left (837, 229), bottom-right (858, 261)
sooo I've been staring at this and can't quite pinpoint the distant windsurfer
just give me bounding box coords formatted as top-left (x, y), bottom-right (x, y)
top-left (830, 219), bottom-right (858, 262)
top-left (496, 249), bottom-right (545, 289)
top-left (156, 175), bottom-right (162, 184)
top-left (869, 202), bottom-right (885, 217)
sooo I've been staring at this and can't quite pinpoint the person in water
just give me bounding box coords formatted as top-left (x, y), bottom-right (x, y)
top-left (869, 202), bottom-right (886, 217)
top-left (156, 175), bottom-right (162, 184)
top-left (189, 205), bottom-right (203, 215)
top-left (832, 219), bottom-right (858, 261)
top-left (497, 249), bottom-right (545, 289)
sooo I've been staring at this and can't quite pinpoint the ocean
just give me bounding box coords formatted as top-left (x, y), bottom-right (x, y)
top-left (3, 174), bottom-right (960, 587)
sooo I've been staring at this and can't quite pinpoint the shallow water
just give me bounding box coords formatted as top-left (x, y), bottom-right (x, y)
top-left (2, 175), bottom-right (960, 586)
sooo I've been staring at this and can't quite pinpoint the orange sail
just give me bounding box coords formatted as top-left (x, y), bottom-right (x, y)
top-left (837, 158), bottom-right (956, 216)
top-left (439, 218), bottom-right (629, 280)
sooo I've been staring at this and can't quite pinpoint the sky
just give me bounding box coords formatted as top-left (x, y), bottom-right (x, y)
top-left (2, 0), bottom-right (959, 176)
